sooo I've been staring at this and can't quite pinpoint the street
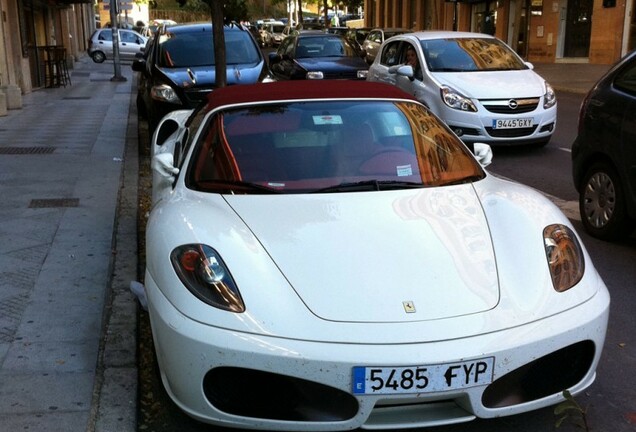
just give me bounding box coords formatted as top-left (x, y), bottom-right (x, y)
top-left (136, 90), bottom-right (636, 432)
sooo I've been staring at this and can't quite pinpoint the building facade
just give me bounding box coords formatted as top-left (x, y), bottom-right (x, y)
top-left (364, 0), bottom-right (634, 64)
top-left (0, 0), bottom-right (95, 113)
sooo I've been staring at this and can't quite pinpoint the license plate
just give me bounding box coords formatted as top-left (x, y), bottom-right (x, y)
top-left (492, 118), bottom-right (533, 129)
top-left (352, 357), bottom-right (495, 395)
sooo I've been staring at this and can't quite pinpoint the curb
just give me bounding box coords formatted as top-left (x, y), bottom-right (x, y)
top-left (91, 74), bottom-right (139, 432)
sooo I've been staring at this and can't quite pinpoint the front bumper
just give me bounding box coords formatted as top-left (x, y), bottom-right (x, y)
top-left (145, 271), bottom-right (609, 431)
top-left (439, 103), bottom-right (557, 146)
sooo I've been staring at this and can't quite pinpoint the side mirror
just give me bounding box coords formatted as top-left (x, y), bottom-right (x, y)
top-left (388, 64), bottom-right (414, 78)
top-left (473, 143), bottom-right (493, 167)
top-left (268, 52), bottom-right (281, 63)
top-left (525, 61), bottom-right (534, 70)
top-left (151, 152), bottom-right (179, 180)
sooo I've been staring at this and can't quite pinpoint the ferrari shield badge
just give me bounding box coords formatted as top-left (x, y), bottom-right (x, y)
top-left (403, 301), bottom-right (416, 313)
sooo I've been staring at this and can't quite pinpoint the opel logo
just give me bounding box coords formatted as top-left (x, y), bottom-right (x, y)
top-left (508, 99), bottom-right (519, 109)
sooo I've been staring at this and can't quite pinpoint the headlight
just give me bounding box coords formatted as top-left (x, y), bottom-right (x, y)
top-left (151, 84), bottom-right (181, 104)
top-left (440, 86), bottom-right (477, 112)
top-left (171, 244), bottom-right (245, 312)
top-left (543, 224), bottom-right (585, 292)
top-left (306, 71), bottom-right (324, 79)
top-left (357, 70), bottom-right (368, 79)
top-left (543, 82), bottom-right (556, 109)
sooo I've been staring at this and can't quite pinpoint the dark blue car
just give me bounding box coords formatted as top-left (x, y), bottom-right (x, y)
top-left (132, 22), bottom-right (269, 131)
top-left (268, 32), bottom-right (368, 81)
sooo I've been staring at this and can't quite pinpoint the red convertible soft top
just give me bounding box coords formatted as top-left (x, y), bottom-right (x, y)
top-left (204, 80), bottom-right (418, 112)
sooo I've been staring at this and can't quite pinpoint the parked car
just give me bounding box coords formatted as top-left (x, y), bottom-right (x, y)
top-left (268, 32), bottom-right (368, 80)
top-left (88, 28), bottom-right (147, 63)
top-left (141, 79), bottom-right (609, 430)
top-left (256, 23), bottom-right (273, 47)
top-left (361, 27), bottom-right (409, 64)
top-left (263, 22), bottom-right (287, 46)
top-left (572, 50), bottom-right (636, 241)
top-left (326, 26), bottom-right (349, 36)
top-left (345, 27), bottom-right (372, 52)
top-left (131, 22), bottom-right (269, 131)
top-left (257, 21), bottom-right (285, 47)
top-left (140, 19), bottom-right (178, 38)
top-left (296, 21), bottom-right (325, 31)
top-left (367, 31), bottom-right (557, 147)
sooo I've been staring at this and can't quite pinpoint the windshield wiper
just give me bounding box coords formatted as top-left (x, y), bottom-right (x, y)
top-left (198, 179), bottom-right (283, 194)
top-left (432, 67), bottom-right (466, 72)
top-left (312, 180), bottom-right (426, 193)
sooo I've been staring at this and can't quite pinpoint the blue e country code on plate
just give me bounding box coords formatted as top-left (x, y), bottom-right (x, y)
top-left (352, 357), bottom-right (495, 395)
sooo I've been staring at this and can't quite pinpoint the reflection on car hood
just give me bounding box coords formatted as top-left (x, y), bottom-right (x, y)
top-left (296, 57), bottom-right (368, 72)
top-left (157, 62), bottom-right (265, 88)
top-left (225, 186), bottom-right (499, 323)
top-left (433, 69), bottom-right (546, 99)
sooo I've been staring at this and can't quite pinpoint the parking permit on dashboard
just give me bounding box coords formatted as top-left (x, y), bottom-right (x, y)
top-left (397, 165), bottom-right (413, 176)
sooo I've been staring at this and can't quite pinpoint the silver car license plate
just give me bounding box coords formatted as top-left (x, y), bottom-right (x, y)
top-left (352, 357), bottom-right (495, 395)
top-left (492, 118), bottom-right (533, 129)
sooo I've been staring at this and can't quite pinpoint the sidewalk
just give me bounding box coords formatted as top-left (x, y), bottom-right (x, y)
top-left (532, 61), bottom-right (612, 94)
top-left (0, 57), bottom-right (614, 432)
top-left (0, 56), bottom-right (138, 432)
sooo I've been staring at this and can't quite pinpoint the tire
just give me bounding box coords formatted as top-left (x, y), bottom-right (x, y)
top-left (579, 161), bottom-right (633, 241)
top-left (91, 51), bottom-right (106, 63)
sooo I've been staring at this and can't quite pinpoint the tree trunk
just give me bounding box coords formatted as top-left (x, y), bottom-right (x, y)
top-left (323, 0), bottom-right (329, 27)
top-left (209, 0), bottom-right (227, 88)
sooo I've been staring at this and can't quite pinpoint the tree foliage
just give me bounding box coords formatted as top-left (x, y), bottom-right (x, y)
top-left (173, 0), bottom-right (249, 19)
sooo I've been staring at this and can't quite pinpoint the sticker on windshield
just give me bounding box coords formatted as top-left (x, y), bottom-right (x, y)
top-left (313, 115), bottom-right (343, 125)
top-left (397, 165), bottom-right (413, 176)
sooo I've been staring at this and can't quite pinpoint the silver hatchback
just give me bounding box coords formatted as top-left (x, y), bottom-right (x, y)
top-left (88, 28), bottom-right (147, 63)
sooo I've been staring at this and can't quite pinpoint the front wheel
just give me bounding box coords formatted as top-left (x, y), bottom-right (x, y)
top-left (579, 161), bottom-right (634, 241)
top-left (91, 51), bottom-right (106, 63)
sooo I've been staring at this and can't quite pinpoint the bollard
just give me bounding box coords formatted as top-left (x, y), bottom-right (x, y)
top-left (1, 85), bottom-right (22, 110)
top-left (0, 91), bottom-right (7, 116)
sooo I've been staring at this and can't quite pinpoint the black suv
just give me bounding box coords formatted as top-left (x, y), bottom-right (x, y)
top-left (132, 22), bottom-right (269, 131)
top-left (572, 50), bottom-right (636, 241)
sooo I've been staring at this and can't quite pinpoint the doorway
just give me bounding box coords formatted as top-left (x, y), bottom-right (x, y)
top-left (563, 0), bottom-right (593, 57)
top-left (625, 0), bottom-right (636, 54)
top-left (508, 0), bottom-right (529, 57)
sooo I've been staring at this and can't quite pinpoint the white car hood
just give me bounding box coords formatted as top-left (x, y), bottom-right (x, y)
top-left (433, 69), bottom-right (546, 99)
top-left (225, 186), bottom-right (499, 323)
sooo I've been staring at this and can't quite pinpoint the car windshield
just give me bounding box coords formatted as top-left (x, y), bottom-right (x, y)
top-left (421, 38), bottom-right (527, 72)
top-left (188, 100), bottom-right (484, 194)
top-left (157, 29), bottom-right (261, 67)
top-left (297, 36), bottom-right (358, 58)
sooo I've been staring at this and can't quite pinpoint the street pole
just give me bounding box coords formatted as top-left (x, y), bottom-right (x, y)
top-left (108, 0), bottom-right (127, 82)
top-left (453, 0), bottom-right (458, 31)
